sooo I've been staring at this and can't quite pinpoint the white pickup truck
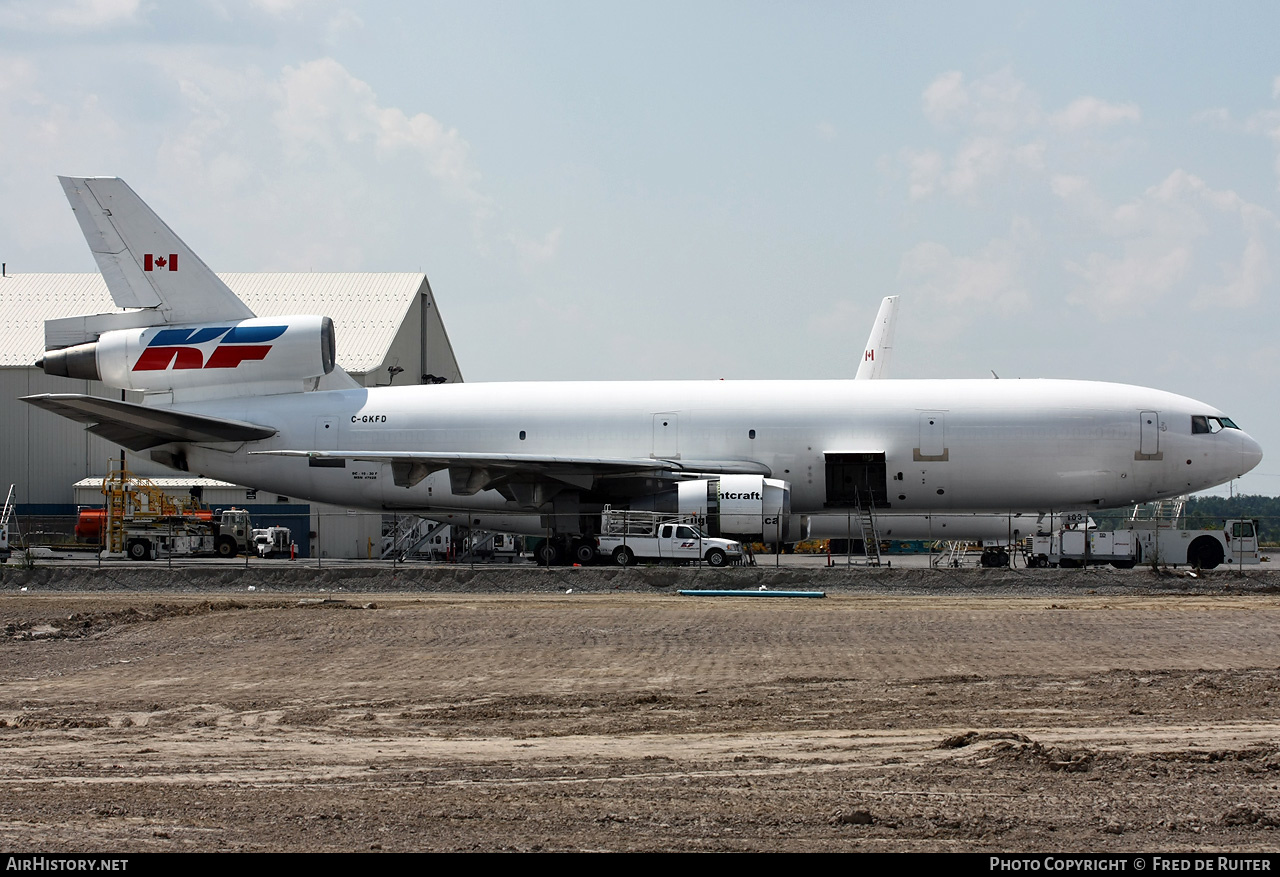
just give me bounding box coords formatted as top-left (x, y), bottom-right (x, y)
top-left (595, 509), bottom-right (743, 567)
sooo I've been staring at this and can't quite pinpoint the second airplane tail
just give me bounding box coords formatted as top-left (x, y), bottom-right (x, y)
top-left (855, 295), bottom-right (898, 380)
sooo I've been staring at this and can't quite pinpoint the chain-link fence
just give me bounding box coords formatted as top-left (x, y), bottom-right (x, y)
top-left (4, 508), bottom-right (1276, 570)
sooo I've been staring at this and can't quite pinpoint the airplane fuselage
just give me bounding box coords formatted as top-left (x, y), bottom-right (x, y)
top-left (171, 377), bottom-right (1261, 534)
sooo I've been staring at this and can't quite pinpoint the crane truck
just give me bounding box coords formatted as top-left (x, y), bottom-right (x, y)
top-left (77, 469), bottom-right (288, 560)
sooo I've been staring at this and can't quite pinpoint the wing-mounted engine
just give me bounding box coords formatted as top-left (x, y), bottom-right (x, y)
top-left (631, 474), bottom-right (796, 542)
top-left (39, 314), bottom-right (336, 400)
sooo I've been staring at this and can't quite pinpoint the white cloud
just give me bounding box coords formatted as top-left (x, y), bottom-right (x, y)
top-left (906, 70), bottom-right (1138, 201)
top-left (1063, 170), bottom-right (1279, 315)
top-left (0, 55), bottom-right (131, 263)
top-left (0, 0), bottom-right (139, 30)
top-left (0, 54), bottom-right (38, 96)
top-left (325, 7), bottom-right (362, 44)
top-left (511, 227), bottom-right (563, 274)
top-left (1246, 108), bottom-right (1280, 193)
top-left (1049, 97), bottom-right (1140, 131)
top-left (902, 137), bottom-right (1044, 199)
top-left (1049, 174), bottom-right (1088, 200)
top-left (902, 148), bottom-right (943, 199)
top-left (250, 0), bottom-right (313, 15)
top-left (898, 232), bottom-right (1030, 311)
top-left (1192, 107), bottom-right (1233, 127)
top-left (274, 58), bottom-right (492, 224)
top-left (921, 71), bottom-right (967, 126)
top-left (921, 68), bottom-right (1039, 134)
top-left (1066, 246), bottom-right (1192, 315)
top-left (122, 54), bottom-right (559, 274)
top-left (899, 68), bottom-right (1278, 335)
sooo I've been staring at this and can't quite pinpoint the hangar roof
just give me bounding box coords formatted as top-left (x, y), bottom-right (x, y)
top-left (0, 272), bottom-right (451, 374)
top-left (72, 476), bottom-right (238, 490)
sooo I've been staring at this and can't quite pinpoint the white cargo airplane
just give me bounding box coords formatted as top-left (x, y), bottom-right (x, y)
top-left (24, 177), bottom-right (1262, 565)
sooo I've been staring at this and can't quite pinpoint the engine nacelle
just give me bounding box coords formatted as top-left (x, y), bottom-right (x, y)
top-left (40, 315), bottom-right (336, 394)
top-left (632, 474), bottom-right (794, 542)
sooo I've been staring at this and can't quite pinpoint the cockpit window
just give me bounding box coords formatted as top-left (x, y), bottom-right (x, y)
top-left (1192, 415), bottom-right (1240, 434)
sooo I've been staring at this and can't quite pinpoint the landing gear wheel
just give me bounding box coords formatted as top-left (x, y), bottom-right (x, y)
top-left (571, 540), bottom-right (597, 566)
top-left (980, 548), bottom-right (1009, 568)
top-left (612, 547), bottom-right (635, 567)
top-left (705, 548), bottom-right (728, 567)
top-left (127, 539), bottom-right (152, 561)
top-left (535, 540), bottom-right (563, 567)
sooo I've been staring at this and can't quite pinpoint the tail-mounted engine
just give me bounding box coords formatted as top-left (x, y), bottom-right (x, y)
top-left (39, 315), bottom-right (336, 397)
top-left (631, 474), bottom-right (795, 542)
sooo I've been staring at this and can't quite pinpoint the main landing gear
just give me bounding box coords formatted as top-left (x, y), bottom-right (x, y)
top-left (534, 535), bottom-right (599, 566)
top-left (979, 546), bottom-right (1010, 568)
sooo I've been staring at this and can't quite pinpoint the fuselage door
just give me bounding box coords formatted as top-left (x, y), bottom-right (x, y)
top-left (316, 417), bottom-right (339, 450)
top-left (824, 452), bottom-right (888, 507)
top-left (1139, 410), bottom-right (1160, 457)
top-left (309, 417), bottom-right (345, 468)
top-left (652, 413), bottom-right (680, 459)
top-left (916, 412), bottom-right (947, 461)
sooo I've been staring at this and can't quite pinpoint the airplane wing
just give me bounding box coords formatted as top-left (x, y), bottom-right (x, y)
top-left (22, 394), bottom-right (277, 451)
top-left (251, 449), bottom-right (772, 496)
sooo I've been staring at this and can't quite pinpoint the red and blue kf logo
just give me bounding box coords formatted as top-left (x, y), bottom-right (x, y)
top-left (133, 325), bottom-right (287, 371)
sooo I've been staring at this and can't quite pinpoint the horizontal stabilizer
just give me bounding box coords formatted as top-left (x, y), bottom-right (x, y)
top-left (22, 393), bottom-right (277, 452)
top-left (251, 449), bottom-right (771, 490)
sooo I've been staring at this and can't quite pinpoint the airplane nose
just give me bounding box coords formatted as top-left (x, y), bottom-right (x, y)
top-left (1241, 432), bottom-right (1264, 475)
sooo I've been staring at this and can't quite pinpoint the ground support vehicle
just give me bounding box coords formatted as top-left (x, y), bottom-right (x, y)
top-left (252, 526), bottom-right (293, 558)
top-left (1029, 519), bottom-right (1259, 570)
top-left (80, 469), bottom-right (287, 560)
top-left (0, 485), bottom-right (13, 563)
top-left (595, 508), bottom-right (744, 567)
top-left (111, 507), bottom-right (264, 561)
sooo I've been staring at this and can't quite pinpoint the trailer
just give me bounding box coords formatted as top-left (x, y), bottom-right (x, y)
top-left (595, 507), bottom-right (744, 567)
top-left (1029, 518), bottom-right (1259, 569)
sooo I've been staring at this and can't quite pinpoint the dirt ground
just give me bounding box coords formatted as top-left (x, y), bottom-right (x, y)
top-left (3, 565), bottom-right (1280, 852)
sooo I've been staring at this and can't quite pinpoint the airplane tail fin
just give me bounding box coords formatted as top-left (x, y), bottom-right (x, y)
top-left (854, 295), bottom-right (898, 381)
top-left (57, 176), bottom-right (255, 326)
top-left (39, 176), bottom-right (360, 405)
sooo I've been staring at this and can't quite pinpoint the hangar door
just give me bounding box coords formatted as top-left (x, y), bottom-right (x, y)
top-left (825, 453), bottom-right (888, 508)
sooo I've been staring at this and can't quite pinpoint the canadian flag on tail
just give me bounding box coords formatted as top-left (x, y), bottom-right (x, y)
top-left (143, 253), bottom-right (178, 271)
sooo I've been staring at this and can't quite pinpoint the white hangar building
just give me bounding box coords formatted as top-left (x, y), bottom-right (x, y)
top-left (0, 272), bottom-right (462, 558)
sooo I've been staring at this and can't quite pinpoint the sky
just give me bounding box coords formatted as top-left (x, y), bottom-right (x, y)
top-left (3, 0), bottom-right (1280, 497)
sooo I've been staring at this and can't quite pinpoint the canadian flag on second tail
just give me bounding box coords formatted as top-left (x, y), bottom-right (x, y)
top-left (144, 253), bottom-right (178, 271)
